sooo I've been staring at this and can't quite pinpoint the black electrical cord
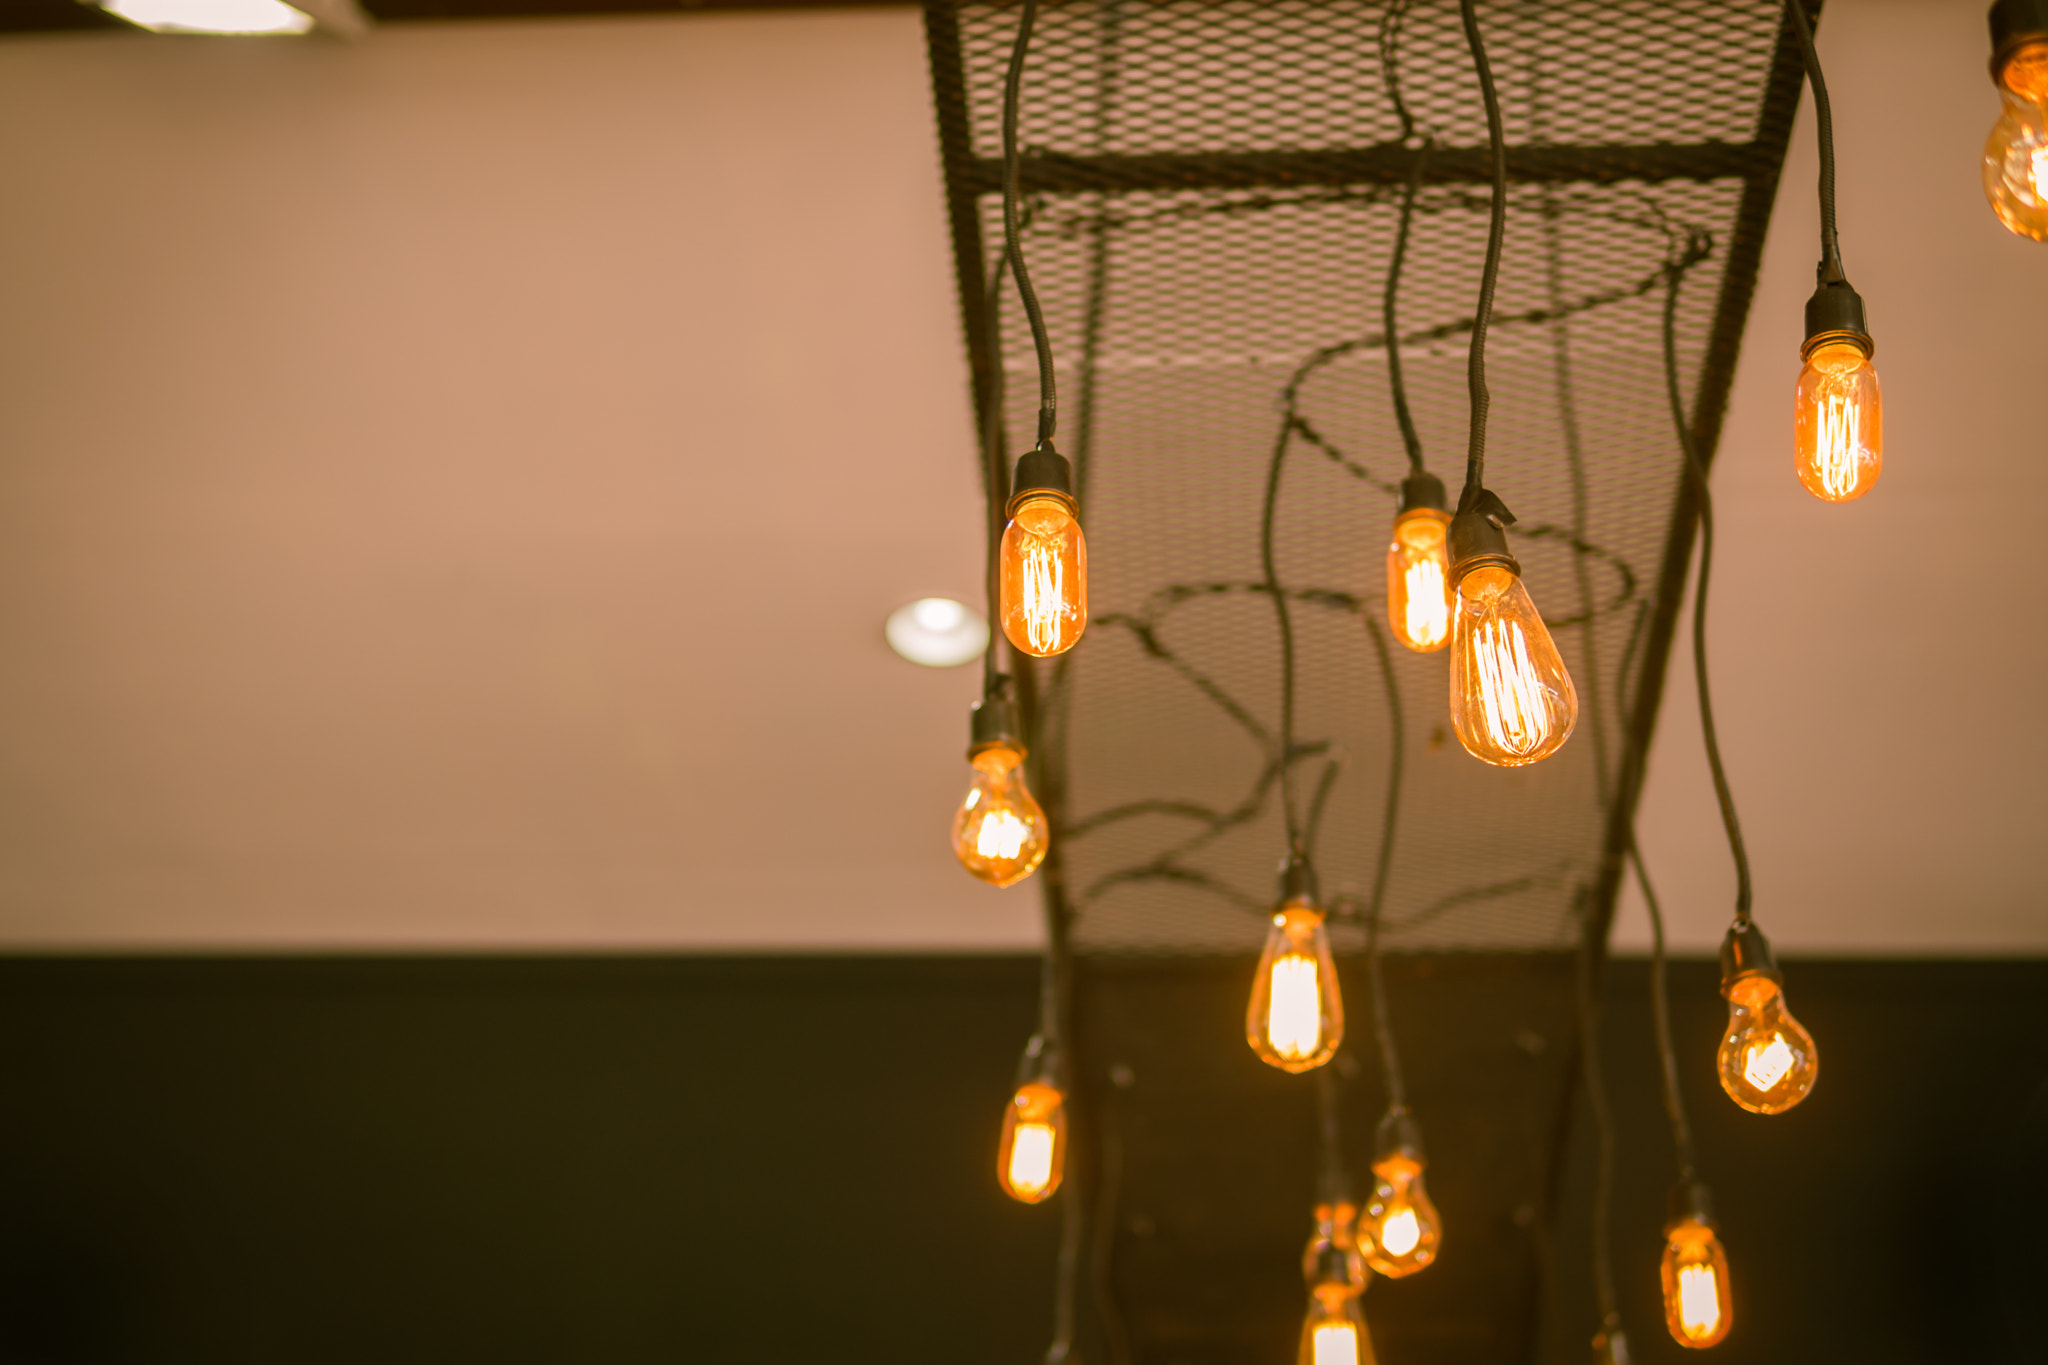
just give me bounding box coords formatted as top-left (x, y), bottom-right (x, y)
top-left (1259, 400), bottom-right (1305, 856)
top-left (1784, 0), bottom-right (1847, 283)
top-left (981, 248), bottom-right (1012, 698)
top-left (1384, 137), bottom-right (1434, 478)
top-left (1360, 614), bottom-right (1409, 1117)
top-left (1572, 893), bottom-right (1621, 1344)
top-left (1377, 0), bottom-right (1418, 143)
top-left (1457, 0), bottom-right (1510, 501)
top-left (1002, 0), bottom-right (1059, 448)
top-left (1631, 839), bottom-right (1699, 1185)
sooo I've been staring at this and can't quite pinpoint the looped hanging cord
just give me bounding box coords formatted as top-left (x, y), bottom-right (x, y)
top-left (1458, 0), bottom-right (1509, 501)
top-left (1784, 0), bottom-right (1847, 282)
top-left (1002, 0), bottom-right (1060, 448)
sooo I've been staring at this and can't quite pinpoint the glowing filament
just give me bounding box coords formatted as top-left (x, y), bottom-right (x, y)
top-left (1267, 955), bottom-right (1323, 1060)
top-left (1677, 1264), bottom-right (1722, 1340)
top-left (1312, 1323), bottom-right (1361, 1365)
top-left (1814, 389), bottom-right (1863, 500)
top-left (1475, 618), bottom-right (1548, 757)
top-left (1007, 1121), bottom-right (1056, 1197)
top-left (1744, 1033), bottom-right (1795, 1092)
top-left (1403, 558), bottom-right (1449, 649)
top-left (1019, 542), bottom-right (1065, 655)
top-left (1378, 1206), bottom-right (1420, 1258)
top-left (974, 808), bottom-right (1030, 861)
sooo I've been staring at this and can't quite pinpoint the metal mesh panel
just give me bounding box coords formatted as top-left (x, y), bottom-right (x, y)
top-left (926, 0), bottom-right (1806, 958)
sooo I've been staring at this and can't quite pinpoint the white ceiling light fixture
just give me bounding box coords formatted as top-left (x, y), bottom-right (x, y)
top-left (886, 598), bottom-right (988, 668)
top-left (94, 0), bottom-right (369, 38)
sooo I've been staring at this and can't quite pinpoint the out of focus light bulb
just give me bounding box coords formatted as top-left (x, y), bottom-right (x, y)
top-left (1447, 497), bottom-right (1576, 766)
top-left (1387, 473), bottom-right (1452, 653)
top-left (1298, 1196), bottom-right (1373, 1365)
top-left (952, 680), bottom-right (1048, 888)
top-left (1716, 923), bottom-right (1818, 1115)
top-left (1246, 862), bottom-right (1343, 1073)
top-left (1298, 1288), bottom-right (1373, 1365)
top-left (1660, 1187), bottom-right (1732, 1349)
top-left (999, 446), bottom-right (1086, 657)
top-left (1358, 1111), bottom-right (1441, 1278)
top-left (997, 1075), bottom-right (1066, 1203)
top-left (1985, 21), bottom-right (2048, 242)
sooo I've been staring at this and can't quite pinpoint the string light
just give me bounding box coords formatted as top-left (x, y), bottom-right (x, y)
top-left (1247, 857), bottom-right (1344, 1074)
top-left (996, 1034), bottom-right (1067, 1203)
top-left (1298, 1068), bottom-right (1374, 1365)
top-left (1984, 0), bottom-right (2048, 241)
top-left (1357, 1110), bottom-right (1441, 1278)
top-left (1660, 1187), bottom-right (1734, 1349)
top-left (952, 677), bottom-right (1049, 887)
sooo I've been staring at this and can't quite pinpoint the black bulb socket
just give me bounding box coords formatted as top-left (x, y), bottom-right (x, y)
top-left (1007, 444), bottom-right (1077, 521)
top-left (1448, 486), bottom-right (1520, 589)
top-left (1013, 1032), bottom-right (1065, 1091)
top-left (1719, 920), bottom-right (1783, 995)
top-left (969, 675), bottom-right (1025, 760)
top-left (1990, 0), bottom-right (2048, 80)
top-left (1665, 1179), bottom-right (1717, 1234)
top-left (1316, 1165), bottom-right (1357, 1208)
top-left (1397, 471), bottom-right (1448, 517)
top-left (1277, 851), bottom-right (1321, 909)
top-left (1373, 1106), bottom-right (1425, 1165)
top-left (1801, 278), bottom-right (1874, 362)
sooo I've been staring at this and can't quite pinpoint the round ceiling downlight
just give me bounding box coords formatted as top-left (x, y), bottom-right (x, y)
top-left (886, 598), bottom-right (988, 668)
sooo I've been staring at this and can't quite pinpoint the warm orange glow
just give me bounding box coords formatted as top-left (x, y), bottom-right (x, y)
top-left (1297, 1287), bottom-right (1374, 1365)
top-left (1716, 975), bottom-right (1818, 1114)
top-left (1246, 903), bottom-right (1343, 1072)
top-left (1793, 340), bottom-right (1882, 502)
top-left (950, 744), bottom-right (1048, 887)
top-left (999, 494), bottom-right (1087, 656)
top-left (1300, 1200), bottom-right (1367, 1297)
top-left (1386, 508), bottom-right (1452, 653)
top-left (1986, 41), bottom-right (2048, 241)
top-left (1359, 1153), bottom-right (1441, 1278)
top-left (1449, 565), bottom-right (1576, 766)
top-left (1660, 1218), bottom-right (1732, 1348)
top-left (997, 1080), bottom-right (1066, 1203)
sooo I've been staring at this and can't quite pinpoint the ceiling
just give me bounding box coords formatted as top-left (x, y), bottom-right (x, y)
top-left (0, 0), bottom-right (2040, 954)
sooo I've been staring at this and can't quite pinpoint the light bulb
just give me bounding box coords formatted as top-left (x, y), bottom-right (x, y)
top-left (1298, 1287), bottom-right (1374, 1365)
top-left (1716, 973), bottom-right (1818, 1114)
top-left (1793, 338), bottom-right (1882, 502)
top-left (999, 492), bottom-right (1087, 657)
top-left (1449, 565), bottom-right (1576, 765)
top-left (1660, 1217), bottom-right (1732, 1348)
top-left (996, 1077), bottom-right (1066, 1203)
top-left (1301, 1200), bottom-right (1367, 1298)
top-left (1986, 38), bottom-right (2048, 241)
top-left (1358, 1150), bottom-right (1441, 1278)
top-left (1246, 899), bottom-right (1343, 1073)
top-left (1387, 507), bottom-right (1453, 653)
top-left (951, 741), bottom-right (1048, 888)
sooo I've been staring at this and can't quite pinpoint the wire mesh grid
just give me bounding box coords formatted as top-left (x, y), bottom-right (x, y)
top-left (927, 0), bottom-right (1806, 957)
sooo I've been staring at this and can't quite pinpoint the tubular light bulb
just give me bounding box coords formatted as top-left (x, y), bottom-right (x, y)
top-left (951, 742), bottom-right (1048, 888)
top-left (1660, 1218), bottom-right (1732, 1348)
top-left (996, 1078), bottom-right (1066, 1203)
top-left (1298, 1288), bottom-right (1374, 1365)
top-left (1387, 507), bottom-right (1453, 652)
top-left (1359, 1152), bottom-right (1441, 1278)
top-left (1716, 974), bottom-right (1818, 1114)
top-left (1246, 902), bottom-right (1344, 1072)
top-left (1449, 565), bottom-right (1576, 765)
top-left (999, 493), bottom-right (1087, 657)
top-left (1986, 39), bottom-right (2048, 241)
top-left (1793, 339), bottom-right (1882, 502)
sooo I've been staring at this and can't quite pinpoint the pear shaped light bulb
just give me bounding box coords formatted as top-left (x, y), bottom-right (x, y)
top-left (996, 1076), bottom-right (1066, 1203)
top-left (1717, 973), bottom-right (1818, 1114)
top-left (1661, 1216), bottom-right (1733, 1348)
top-left (1357, 1119), bottom-right (1441, 1279)
top-left (1986, 37), bottom-right (2048, 241)
top-left (1246, 898), bottom-right (1344, 1073)
top-left (951, 741), bottom-right (1048, 888)
top-left (1449, 564), bottom-right (1576, 765)
top-left (999, 491), bottom-right (1087, 657)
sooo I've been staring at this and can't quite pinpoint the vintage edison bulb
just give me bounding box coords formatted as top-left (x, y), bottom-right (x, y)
top-left (1660, 1218), bottom-right (1733, 1348)
top-left (950, 743), bottom-right (1048, 888)
top-left (1246, 902), bottom-right (1344, 1072)
top-left (1793, 340), bottom-right (1882, 502)
top-left (1358, 1152), bottom-right (1441, 1278)
top-left (996, 1079), bottom-right (1065, 1203)
top-left (1985, 41), bottom-right (2048, 241)
top-left (1302, 1201), bottom-right (1367, 1297)
top-left (1386, 508), bottom-right (1452, 653)
top-left (1717, 974), bottom-right (1818, 1114)
top-left (1449, 565), bottom-right (1576, 765)
top-left (999, 493), bottom-right (1087, 656)
top-left (1298, 1287), bottom-right (1374, 1365)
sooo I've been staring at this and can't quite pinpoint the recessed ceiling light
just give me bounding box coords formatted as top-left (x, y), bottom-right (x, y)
top-left (886, 598), bottom-right (988, 668)
top-left (100, 0), bottom-right (315, 33)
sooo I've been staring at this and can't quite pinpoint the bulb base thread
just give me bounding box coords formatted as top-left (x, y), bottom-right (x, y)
top-left (1373, 1106), bottom-right (1424, 1164)
top-left (1990, 0), bottom-right (2048, 79)
top-left (1448, 487), bottom-right (1521, 588)
top-left (1801, 279), bottom-right (1873, 358)
top-left (1718, 921), bottom-right (1783, 993)
top-left (969, 675), bottom-right (1025, 759)
top-left (1398, 470), bottom-right (1449, 517)
top-left (1665, 1179), bottom-right (1717, 1233)
top-left (1007, 444), bottom-right (1076, 520)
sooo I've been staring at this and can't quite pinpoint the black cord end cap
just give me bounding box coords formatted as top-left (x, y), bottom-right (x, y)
top-left (1991, 0), bottom-right (2048, 78)
top-left (1007, 444), bottom-right (1075, 518)
top-left (1278, 852), bottom-right (1320, 908)
top-left (1448, 488), bottom-right (1519, 585)
top-left (1373, 1106), bottom-right (1424, 1164)
top-left (1665, 1179), bottom-right (1717, 1232)
top-left (1803, 278), bottom-right (1872, 357)
top-left (1718, 920), bottom-right (1782, 993)
top-left (1398, 471), bottom-right (1448, 516)
top-left (1013, 1032), bottom-right (1065, 1090)
top-left (969, 675), bottom-right (1024, 758)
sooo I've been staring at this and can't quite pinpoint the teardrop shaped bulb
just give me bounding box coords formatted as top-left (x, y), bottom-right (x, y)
top-left (1449, 566), bottom-right (1576, 765)
top-left (999, 494), bottom-right (1087, 656)
top-left (996, 1079), bottom-right (1065, 1203)
top-left (1386, 507), bottom-right (1452, 652)
top-left (1246, 903), bottom-right (1344, 1072)
top-left (951, 744), bottom-right (1048, 887)
top-left (1358, 1153), bottom-right (1441, 1278)
top-left (1660, 1217), bottom-right (1732, 1348)
top-left (1794, 340), bottom-right (1882, 502)
top-left (1985, 41), bottom-right (2048, 241)
top-left (1716, 974), bottom-right (1818, 1114)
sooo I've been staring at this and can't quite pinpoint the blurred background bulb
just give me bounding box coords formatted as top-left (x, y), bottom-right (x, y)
top-left (1793, 339), bottom-right (1882, 502)
top-left (1717, 974), bottom-right (1818, 1114)
top-left (1986, 40), bottom-right (2048, 240)
top-left (1000, 493), bottom-right (1087, 656)
top-left (1298, 1289), bottom-right (1373, 1365)
top-left (1246, 902), bottom-right (1343, 1072)
top-left (951, 743), bottom-right (1048, 887)
top-left (1386, 508), bottom-right (1452, 652)
top-left (1449, 565), bottom-right (1576, 765)
top-left (1301, 1201), bottom-right (1367, 1299)
top-left (1660, 1218), bottom-right (1732, 1348)
top-left (1358, 1152), bottom-right (1441, 1277)
top-left (996, 1078), bottom-right (1065, 1203)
